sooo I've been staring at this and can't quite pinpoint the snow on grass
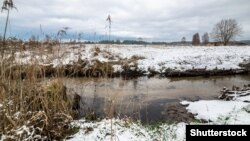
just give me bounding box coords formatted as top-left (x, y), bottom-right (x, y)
top-left (158, 123), bottom-right (186, 141)
top-left (49, 45), bottom-right (117, 67)
top-left (181, 100), bottom-right (250, 124)
top-left (223, 106), bottom-right (250, 124)
top-left (10, 45), bottom-right (250, 73)
top-left (68, 119), bottom-right (151, 141)
top-left (68, 119), bottom-right (186, 141)
top-left (108, 45), bottom-right (250, 72)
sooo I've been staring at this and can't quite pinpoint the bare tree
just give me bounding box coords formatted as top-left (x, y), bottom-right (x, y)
top-left (202, 32), bottom-right (209, 45)
top-left (192, 33), bottom-right (200, 46)
top-left (1, 0), bottom-right (17, 47)
top-left (211, 19), bottom-right (242, 45)
top-left (181, 37), bottom-right (186, 43)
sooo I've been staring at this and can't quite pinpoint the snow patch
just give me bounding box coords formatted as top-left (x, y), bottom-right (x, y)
top-left (236, 95), bottom-right (250, 102)
top-left (181, 100), bottom-right (250, 123)
top-left (68, 119), bottom-right (186, 141)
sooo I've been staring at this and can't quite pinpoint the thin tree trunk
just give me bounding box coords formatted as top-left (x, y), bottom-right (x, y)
top-left (3, 9), bottom-right (10, 48)
top-left (109, 24), bottom-right (111, 41)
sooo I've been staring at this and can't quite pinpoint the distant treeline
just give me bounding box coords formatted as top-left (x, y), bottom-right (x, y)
top-left (1, 36), bottom-right (249, 46)
top-left (79, 40), bottom-right (250, 46)
top-left (91, 40), bottom-right (193, 45)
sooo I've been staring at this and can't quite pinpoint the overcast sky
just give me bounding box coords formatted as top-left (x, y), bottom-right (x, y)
top-left (0, 0), bottom-right (250, 41)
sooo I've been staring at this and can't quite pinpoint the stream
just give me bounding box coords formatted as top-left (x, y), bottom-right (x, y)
top-left (64, 74), bottom-right (250, 123)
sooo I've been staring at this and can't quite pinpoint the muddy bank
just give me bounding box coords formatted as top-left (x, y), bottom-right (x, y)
top-left (139, 99), bottom-right (196, 123)
top-left (163, 68), bottom-right (248, 77)
top-left (6, 63), bottom-right (249, 79)
top-left (41, 64), bottom-right (250, 78)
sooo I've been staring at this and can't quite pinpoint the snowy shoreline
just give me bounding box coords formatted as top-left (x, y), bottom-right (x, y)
top-left (6, 45), bottom-right (250, 77)
top-left (66, 85), bottom-right (250, 141)
top-left (1, 83), bottom-right (250, 141)
top-left (65, 96), bottom-right (250, 141)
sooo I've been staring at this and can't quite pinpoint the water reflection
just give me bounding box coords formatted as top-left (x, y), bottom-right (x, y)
top-left (64, 75), bottom-right (250, 122)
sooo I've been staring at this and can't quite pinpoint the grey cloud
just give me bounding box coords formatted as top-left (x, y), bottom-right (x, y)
top-left (0, 0), bottom-right (249, 41)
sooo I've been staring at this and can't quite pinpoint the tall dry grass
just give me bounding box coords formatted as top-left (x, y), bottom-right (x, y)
top-left (0, 43), bottom-right (77, 140)
top-left (0, 40), bottom-right (147, 140)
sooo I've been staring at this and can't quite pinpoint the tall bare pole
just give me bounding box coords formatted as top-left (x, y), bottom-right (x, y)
top-left (106, 14), bottom-right (111, 41)
top-left (1, 0), bottom-right (17, 48)
top-left (3, 9), bottom-right (9, 46)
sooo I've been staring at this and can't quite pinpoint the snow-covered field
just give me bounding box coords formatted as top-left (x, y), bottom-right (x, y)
top-left (10, 45), bottom-right (250, 73)
top-left (109, 45), bottom-right (250, 72)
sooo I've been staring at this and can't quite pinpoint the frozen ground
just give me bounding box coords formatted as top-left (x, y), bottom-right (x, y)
top-left (67, 119), bottom-right (186, 141)
top-left (9, 45), bottom-right (250, 73)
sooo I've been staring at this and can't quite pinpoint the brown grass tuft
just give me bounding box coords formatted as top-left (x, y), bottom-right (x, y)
top-left (0, 48), bottom-right (77, 140)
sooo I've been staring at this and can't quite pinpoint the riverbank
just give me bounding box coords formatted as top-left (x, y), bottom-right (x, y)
top-left (4, 45), bottom-right (250, 78)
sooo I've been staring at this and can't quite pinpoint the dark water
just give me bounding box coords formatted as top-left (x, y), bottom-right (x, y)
top-left (64, 75), bottom-right (250, 122)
